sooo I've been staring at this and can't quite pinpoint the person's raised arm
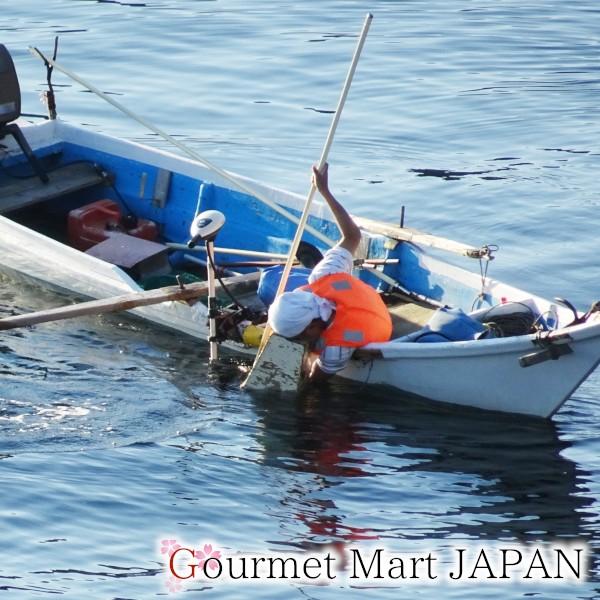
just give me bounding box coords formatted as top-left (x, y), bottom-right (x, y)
top-left (312, 163), bottom-right (361, 256)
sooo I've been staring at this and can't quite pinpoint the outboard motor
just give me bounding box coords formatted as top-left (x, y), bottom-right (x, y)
top-left (187, 210), bottom-right (226, 362)
top-left (0, 44), bottom-right (48, 183)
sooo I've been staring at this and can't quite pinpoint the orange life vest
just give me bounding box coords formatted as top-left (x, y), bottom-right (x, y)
top-left (303, 273), bottom-right (392, 349)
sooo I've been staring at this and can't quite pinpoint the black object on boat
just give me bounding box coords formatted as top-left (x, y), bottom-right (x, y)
top-left (0, 44), bottom-right (49, 183)
top-left (296, 240), bottom-right (324, 269)
top-left (478, 302), bottom-right (537, 337)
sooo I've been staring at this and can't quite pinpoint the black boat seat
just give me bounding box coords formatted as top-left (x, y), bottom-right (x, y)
top-left (0, 44), bottom-right (48, 183)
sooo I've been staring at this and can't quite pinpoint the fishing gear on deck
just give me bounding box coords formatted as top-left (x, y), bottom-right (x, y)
top-left (478, 302), bottom-right (537, 337)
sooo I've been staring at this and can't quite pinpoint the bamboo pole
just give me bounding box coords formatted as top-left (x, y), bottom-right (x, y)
top-left (242, 14), bottom-right (374, 389)
top-left (29, 46), bottom-right (335, 249)
top-left (29, 46), bottom-right (488, 261)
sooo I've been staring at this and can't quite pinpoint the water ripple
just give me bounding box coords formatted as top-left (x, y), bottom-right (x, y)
top-left (2, 1), bottom-right (600, 598)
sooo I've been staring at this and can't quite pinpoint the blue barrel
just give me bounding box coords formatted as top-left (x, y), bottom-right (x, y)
top-left (257, 265), bottom-right (312, 307)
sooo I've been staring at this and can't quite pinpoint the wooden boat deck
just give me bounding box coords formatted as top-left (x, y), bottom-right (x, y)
top-left (0, 163), bottom-right (106, 214)
top-left (388, 299), bottom-right (437, 337)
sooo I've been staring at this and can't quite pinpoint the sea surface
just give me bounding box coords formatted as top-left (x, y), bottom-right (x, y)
top-left (2, 1), bottom-right (600, 598)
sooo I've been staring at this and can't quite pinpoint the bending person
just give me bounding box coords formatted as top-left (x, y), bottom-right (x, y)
top-left (268, 163), bottom-right (392, 382)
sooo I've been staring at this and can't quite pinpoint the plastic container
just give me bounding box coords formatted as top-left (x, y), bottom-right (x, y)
top-left (241, 324), bottom-right (265, 347)
top-left (68, 199), bottom-right (158, 251)
top-left (545, 304), bottom-right (559, 330)
top-left (257, 265), bottom-right (312, 307)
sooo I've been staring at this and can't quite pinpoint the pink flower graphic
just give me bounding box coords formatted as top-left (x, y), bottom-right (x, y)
top-left (196, 544), bottom-right (222, 571)
top-left (166, 575), bottom-right (183, 594)
top-left (160, 539), bottom-right (182, 558)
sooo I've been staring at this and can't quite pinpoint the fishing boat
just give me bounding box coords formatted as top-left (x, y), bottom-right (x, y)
top-left (1, 44), bottom-right (599, 419)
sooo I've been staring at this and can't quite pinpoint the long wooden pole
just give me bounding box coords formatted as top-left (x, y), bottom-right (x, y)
top-left (0, 272), bottom-right (258, 331)
top-left (165, 243), bottom-right (290, 260)
top-left (271, 13), bottom-right (373, 304)
top-left (0, 284), bottom-right (207, 331)
top-left (248, 12), bottom-right (373, 368)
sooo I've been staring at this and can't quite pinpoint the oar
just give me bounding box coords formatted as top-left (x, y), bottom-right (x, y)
top-left (242, 13), bottom-right (373, 391)
top-left (0, 272), bottom-right (258, 331)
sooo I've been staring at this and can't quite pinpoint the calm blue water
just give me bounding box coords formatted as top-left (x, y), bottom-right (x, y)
top-left (2, 1), bottom-right (600, 598)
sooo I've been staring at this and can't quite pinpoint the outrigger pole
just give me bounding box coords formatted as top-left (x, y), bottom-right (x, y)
top-left (28, 46), bottom-right (491, 262)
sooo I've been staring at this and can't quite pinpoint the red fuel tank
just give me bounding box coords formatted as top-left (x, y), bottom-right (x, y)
top-left (68, 199), bottom-right (158, 251)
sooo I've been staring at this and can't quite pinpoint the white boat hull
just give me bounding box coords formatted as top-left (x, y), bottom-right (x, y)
top-left (1, 119), bottom-right (599, 418)
top-left (342, 320), bottom-right (600, 418)
top-left (0, 213), bottom-right (210, 342)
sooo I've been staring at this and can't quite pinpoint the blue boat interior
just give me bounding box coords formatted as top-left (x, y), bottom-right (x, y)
top-left (0, 126), bottom-right (551, 343)
top-left (0, 142), bottom-right (451, 286)
top-left (0, 42), bottom-right (574, 349)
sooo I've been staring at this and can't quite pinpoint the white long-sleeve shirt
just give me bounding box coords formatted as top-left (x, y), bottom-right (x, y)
top-left (307, 246), bottom-right (355, 374)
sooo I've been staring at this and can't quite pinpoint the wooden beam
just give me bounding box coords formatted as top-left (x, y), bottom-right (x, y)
top-left (0, 271), bottom-right (259, 331)
top-left (352, 215), bottom-right (490, 259)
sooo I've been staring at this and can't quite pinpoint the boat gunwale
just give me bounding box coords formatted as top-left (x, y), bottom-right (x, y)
top-left (4, 120), bottom-right (600, 371)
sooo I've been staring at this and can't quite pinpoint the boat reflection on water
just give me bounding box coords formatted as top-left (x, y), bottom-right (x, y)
top-left (250, 380), bottom-right (593, 550)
